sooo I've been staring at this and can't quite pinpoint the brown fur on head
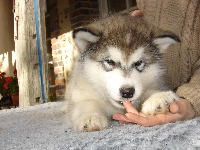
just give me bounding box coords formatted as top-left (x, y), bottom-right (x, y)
top-left (73, 14), bottom-right (180, 61)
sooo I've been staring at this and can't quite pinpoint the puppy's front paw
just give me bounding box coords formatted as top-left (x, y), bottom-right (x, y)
top-left (141, 91), bottom-right (179, 115)
top-left (74, 113), bottom-right (108, 132)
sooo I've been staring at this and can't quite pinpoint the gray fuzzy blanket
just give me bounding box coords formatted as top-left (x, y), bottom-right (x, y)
top-left (0, 102), bottom-right (199, 150)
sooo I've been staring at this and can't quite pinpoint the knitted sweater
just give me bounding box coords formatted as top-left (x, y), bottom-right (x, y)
top-left (136, 0), bottom-right (200, 116)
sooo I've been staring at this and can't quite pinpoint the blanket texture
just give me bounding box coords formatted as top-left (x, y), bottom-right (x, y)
top-left (0, 102), bottom-right (199, 150)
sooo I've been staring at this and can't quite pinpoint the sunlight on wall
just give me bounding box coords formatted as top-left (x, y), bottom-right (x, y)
top-left (0, 51), bottom-right (16, 75)
top-left (12, 50), bottom-right (16, 66)
top-left (63, 31), bottom-right (78, 82)
top-left (51, 31), bottom-right (78, 99)
top-left (0, 52), bottom-right (9, 73)
top-left (0, 54), bottom-right (3, 70)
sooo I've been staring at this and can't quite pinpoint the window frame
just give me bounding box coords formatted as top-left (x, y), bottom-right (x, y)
top-left (98, 0), bottom-right (137, 16)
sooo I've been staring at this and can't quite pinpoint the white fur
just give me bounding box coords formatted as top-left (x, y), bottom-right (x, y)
top-left (74, 31), bottom-right (100, 52)
top-left (153, 37), bottom-right (178, 53)
top-left (65, 44), bottom-right (178, 132)
top-left (105, 46), bottom-right (143, 108)
top-left (125, 33), bottom-right (131, 45)
top-left (128, 47), bottom-right (145, 66)
top-left (65, 26), bottom-right (180, 132)
top-left (108, 46), bottom-right (124, 63)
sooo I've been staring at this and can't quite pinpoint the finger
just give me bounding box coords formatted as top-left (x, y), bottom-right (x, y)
top-left (136, 113), bottom-right (175, 126)
top-left (169, 102), bottom-right (179, 114)
top-left (154, 113), bottom-right (179, 124)
top-left (114, 112), bottom-right (179, 126)
top-left (119, 120), bottom-right (128, 124)
top-left (170, 99), bottom-right (189, 114)
top-left (170, 99), bottom-right (195, 120)
top-left (130, 10), bottom-right (143, 17)
top-left (125, 112), bottom-right (152, 126)
top-left (113, 113), bottom-right (137, 123)
top-left (123, 101), bottom-right (139, 115)
top-left (126, 112), bottom-right (180, 126)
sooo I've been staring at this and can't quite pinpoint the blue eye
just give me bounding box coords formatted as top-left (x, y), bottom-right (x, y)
top-left (100, 59), bottom-right (116, 72)
top-left (105, 59), bottom-right (116, 67)
top-left (134, 60), bottom-right (146, 72)
top-left (135, 60), bottom-right (143, 67)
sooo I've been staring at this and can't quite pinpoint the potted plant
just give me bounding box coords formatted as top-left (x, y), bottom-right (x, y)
top-left (0, 68), bottom-right (19, 106)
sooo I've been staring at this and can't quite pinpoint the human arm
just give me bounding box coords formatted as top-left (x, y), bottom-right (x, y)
top-left (176, 59), bottom-right (200, 117)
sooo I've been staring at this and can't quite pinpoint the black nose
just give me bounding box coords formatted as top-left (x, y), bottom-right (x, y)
top-left (120, 87), bottom-right (135, 98)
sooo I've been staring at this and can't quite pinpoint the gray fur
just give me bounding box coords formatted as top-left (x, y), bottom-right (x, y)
top-left (65, 15), bottom-right (180, 132)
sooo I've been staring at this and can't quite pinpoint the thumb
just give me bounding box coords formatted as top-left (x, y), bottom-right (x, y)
top-left (130, 10), bottom-right (143, 17)
top-left (169, 102), bottom-right (179, 114)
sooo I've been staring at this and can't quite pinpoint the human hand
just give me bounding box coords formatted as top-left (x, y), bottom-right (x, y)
top-left (130, 10), bottom-right (143, 17)
top-left (113, 99), bottom-right (195, 126)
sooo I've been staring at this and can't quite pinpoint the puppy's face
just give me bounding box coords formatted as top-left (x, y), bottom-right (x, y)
top-left (83, 44), bottom-right (163, 108)
top-left (73, 15), bottom-right (180, 109)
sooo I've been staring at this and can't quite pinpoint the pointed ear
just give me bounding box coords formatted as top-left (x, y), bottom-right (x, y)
top-left (153, 34), bottom-right (180, 53)
top-left (72, 28), bottom-right (101, 53)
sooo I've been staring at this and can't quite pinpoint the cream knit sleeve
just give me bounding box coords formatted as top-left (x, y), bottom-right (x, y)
top-left (176, 59), bottom-right (200, 117)
top-left (136, 0), bottom-right (200, 116)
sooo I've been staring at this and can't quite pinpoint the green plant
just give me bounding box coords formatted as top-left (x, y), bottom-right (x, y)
top-left (49, 92), bottom-right (57, 102)
top-left (0, 68), bottom-right (19, 97)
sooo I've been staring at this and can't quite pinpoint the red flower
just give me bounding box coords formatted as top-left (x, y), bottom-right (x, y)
top-left (5, 77), bottom-right (13, 82)
top-left (3, 83), bottom-right (8, 89)
top-left (0, 70), bottom-right (19, 96)
top-left (0, 72), bottom-right (6, 77)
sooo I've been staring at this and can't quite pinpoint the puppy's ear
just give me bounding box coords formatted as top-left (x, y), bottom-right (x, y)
top-left (153, 34), bottom-right (180, 53)
top-left (73, 28), bottom-right (101, 53)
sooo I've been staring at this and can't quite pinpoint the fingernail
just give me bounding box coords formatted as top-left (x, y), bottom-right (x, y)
top-left (130, 11), bottom-right (137, 16)
top-left (130, 10), bottom-right (143, 17)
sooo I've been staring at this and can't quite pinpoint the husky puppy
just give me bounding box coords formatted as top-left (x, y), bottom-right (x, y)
top-left (65, 15), bottom-right (180, 132)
